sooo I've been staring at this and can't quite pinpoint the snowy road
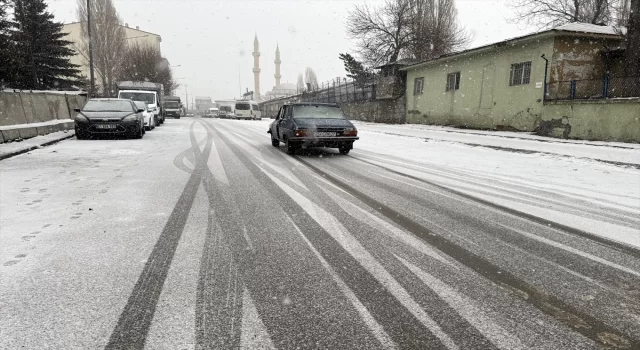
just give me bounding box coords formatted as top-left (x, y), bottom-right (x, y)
top-left (1, 118), bottom-right (639, 349)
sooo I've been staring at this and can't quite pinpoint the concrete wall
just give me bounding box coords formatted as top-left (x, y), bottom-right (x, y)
top-left (0, 93), bottom-right (28, 126)
top-left (541, 99), bottom-right (640, 142)
top-left (341, 97), bottom-right (406, 124)
top-left (550, 35), bottom-right (622, 83)
top-left (0, 92), bottom-right (85, 143)
top-left (404, 36), bottom-right (554, 131)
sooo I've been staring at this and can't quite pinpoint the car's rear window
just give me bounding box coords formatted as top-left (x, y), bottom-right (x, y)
top-left (235, 103), bottom-right (250, 110)
top-left (292, 105), bottom-right (345, 119)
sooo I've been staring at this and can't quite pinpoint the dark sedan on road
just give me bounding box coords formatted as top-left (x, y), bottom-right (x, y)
top-left (268, 103), bottom-right (359, 155)
top-left (74, 98), bottom-right (146, 139)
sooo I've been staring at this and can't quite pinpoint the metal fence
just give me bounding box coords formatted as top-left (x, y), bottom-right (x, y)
top-left (546, 76), bottom-right (640, 100)
top-left (297, 78), bottom-right (376, 104)
top-left (260, 77), bottom-right (377, 118)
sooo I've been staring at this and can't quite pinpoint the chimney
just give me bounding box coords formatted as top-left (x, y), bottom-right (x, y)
top-left (136, 26), bottom-right (139, 30)
top-left (125, 23), bottom-right (128, 27)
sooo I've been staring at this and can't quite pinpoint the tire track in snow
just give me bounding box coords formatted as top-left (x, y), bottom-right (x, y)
top-left (106, 121), bottom-right (214, 349)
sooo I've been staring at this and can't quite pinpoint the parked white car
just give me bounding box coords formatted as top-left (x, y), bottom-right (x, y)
top-left (134, 101), bottom-right (156, 130)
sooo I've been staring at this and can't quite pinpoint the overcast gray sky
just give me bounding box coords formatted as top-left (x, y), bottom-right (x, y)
top-left (49, 0), bottom-right (531, 103)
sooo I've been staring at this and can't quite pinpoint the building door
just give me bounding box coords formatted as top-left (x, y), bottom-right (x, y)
top-left (480, 63), bottom-right (495, 110)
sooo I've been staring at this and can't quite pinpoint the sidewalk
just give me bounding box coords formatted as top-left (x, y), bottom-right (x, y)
top-left (0, 130), bottom-right (75, 161)
top-left (354, 122), bottom-right (640, 167)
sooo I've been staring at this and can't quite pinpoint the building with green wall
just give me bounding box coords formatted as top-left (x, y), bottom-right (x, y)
top-left (401, 23), bottom-right (634, 139)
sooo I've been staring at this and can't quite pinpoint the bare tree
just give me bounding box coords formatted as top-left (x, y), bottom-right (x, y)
top-left (507, 0), bottom-right (638, 76)
top-left (625, 0), bottom-right (639, 75)
top-left (296, 73), bottom-right (305, 92)
top-left (76, 0), bottom-right (126, 96)
top-left (304, 67), bottom-right (318, 90)
top-left (508, 0), bottom-right (615, 28)
top-left (617, 0), bottom-right (632, 25)
top-left (346, 0), bottom-right (413, 66)
top-left (115, 43), bottom-right (179, 95)
top-left (407, 0), bottom-right (470, 61)
top-left (346, 0), bottom-right (469, 66)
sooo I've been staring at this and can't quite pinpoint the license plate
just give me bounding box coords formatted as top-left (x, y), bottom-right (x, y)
top-left (313, 132), bottom-right (336, 137)
top-left (96, 124), bottom-right (116, 129)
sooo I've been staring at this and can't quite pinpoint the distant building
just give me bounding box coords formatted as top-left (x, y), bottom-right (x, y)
top-left (61, 22), bottom-right (162, 81)
top-left (195, 97), bottom-right (214, 114)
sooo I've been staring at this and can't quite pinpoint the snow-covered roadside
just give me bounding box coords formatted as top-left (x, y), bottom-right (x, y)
top-left (349, 124), bottom-right (640, 248)
top-left (0, 130), bottom-right (75, 160)
top-left (353, 122), bottom-right (640, 166)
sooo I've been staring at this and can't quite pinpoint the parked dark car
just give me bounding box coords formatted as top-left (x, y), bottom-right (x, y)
top-left (74, 98), bottom-right (146, 139)
top-left (267, 103), bottom-right (359, 154)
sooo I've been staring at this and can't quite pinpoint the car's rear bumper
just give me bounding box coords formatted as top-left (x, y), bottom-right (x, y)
top-left (289, 136), bottom-right (359, 148)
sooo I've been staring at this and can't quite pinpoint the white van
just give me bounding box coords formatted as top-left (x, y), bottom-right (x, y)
top-left (206, 107), bottom-right (219, 118)
top-left (234, 100), bottom-right (261, 120)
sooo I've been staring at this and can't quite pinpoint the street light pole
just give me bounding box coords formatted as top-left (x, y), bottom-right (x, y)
top-left (185, 85), bottom-right (188, 110)
top-left (86, 0), bottom-right (95, 97)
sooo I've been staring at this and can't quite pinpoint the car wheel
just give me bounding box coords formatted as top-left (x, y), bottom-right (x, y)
top-left (271, 135), bottom-right (279, 147)
top-left (339, 146), bottom-right (351, 155)
top-left (133, 124), bottom-right (144, 139)
top-left (75, 127), bottom-right (89, 140)
top-left (285, 137), bottom-right (297, 155)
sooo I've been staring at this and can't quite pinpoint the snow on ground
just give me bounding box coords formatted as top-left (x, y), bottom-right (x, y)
top-left (345, 122), bottom-right (640, 248)
top-left (353, 122), bottom-right (640, 165)
top-left (250, 119), bottom-right (639, 247)
top-left (0, 130), bottom-right (74, 159)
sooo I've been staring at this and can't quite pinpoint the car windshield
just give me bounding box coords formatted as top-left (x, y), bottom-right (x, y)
top-left (119, 92), bottom-right (155, 104)
top-left (4, 1), bottom-right (640, 349)
top-left (292, 105), bottom-right (345, 119)
top-left (82, 100), bottom-right (133, 112)
top-left (235, 103), bottom-right (250, 110)
top-left (164, 101), bottom-right (180, 108)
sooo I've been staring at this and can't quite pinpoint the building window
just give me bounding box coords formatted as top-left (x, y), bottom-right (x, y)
top-left (414, 77), bottom-right (424, 95)
top-left (509, 61), bottom-right (531, 86)
top-left (446, 72), bottom-right (461, 91)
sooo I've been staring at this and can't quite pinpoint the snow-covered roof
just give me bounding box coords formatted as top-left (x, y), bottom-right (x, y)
top-left (402, 22), bottom-right (624, 71)
top-left (554, 23), bottom-right (625, 35)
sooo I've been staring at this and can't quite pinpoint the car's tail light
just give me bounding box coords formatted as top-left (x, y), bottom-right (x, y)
top-left (344, 128), bottom-right (358, 136)
top-left (295, 129), bottom-right (307, 137)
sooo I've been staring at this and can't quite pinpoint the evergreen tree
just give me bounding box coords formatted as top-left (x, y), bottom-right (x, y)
top-left (12, 0), bottom-right (80, 90)
top-left (0, 0), bottom-right (18, 88)
top-left (339, 53), bottom-right (373, 88)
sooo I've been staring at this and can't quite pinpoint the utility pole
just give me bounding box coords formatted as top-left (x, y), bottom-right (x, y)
top-left (185, 85), bottom-right (188, 110)
top-left (87, 0), bottom-right (95, 97)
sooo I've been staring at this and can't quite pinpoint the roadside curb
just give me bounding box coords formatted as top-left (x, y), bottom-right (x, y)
top-left (0, 133), bottom-right (75, 161)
